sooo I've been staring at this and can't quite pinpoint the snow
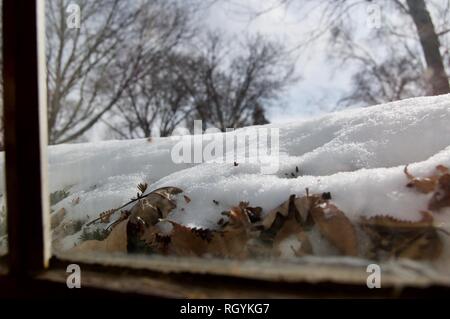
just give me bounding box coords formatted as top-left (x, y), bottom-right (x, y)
top-left (0, 94), bottom-right (450, 255)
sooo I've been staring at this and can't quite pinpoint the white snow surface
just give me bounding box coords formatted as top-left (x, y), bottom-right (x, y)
top-left (1, 94), bottom-right (450, 252)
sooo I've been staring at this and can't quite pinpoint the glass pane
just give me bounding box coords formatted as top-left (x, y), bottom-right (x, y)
top-left (46, 0), bottom-right (450, 288)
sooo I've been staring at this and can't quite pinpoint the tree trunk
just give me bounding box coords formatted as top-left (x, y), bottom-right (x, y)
top-left (406, 0), bottom-right (450, 95)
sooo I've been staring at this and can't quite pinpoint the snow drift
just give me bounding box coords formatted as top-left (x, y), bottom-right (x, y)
top-left (1, 94), bottom-right (450, 263)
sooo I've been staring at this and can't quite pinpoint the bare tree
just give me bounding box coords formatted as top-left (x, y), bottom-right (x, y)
top-left (327, 20), bottom-right (426, 106)
top-left (46, 0), bottom-right (193, 144)
top-left (105, 53), bottom-right (194, 138)
top-left (329, 0), bottom-right (450, 106)
top-left (106, 32), bottom-right (295, 138)
top-left (186, 33), bottom-right (295, 131)
top-left (405, 0), bottom-right (450, 94)
top-left (238, 0), bottom-right (450, 106)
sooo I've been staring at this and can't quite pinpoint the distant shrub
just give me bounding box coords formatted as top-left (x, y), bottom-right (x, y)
top-left (50, 189), bottom-right (70, 206)
top-left (79, 227), bottom-right (109, 242)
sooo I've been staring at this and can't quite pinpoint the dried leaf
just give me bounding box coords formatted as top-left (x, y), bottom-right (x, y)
top-left (137, 182), bottom-right (148, 194)
top-left (100, 210), bottom-right (112, 223)
top-left (262, 201), bottom-right (289, 230)
top-left (428, 173), bottom-right (450, 211)
top-left (262, 195), bottom-right (297, 229)
top-left (146, 203), bottom-right (262, 258)
top-left (139, 224), bottom-right (171, 254)
top-left (212, 227), bottom-right (253, 258)
top-left (293, 194), bottom-right (322, 225)
top-left (163, 222), bottom-right (212, 256)
top-left (361, 211), bottom-right (434, 229)
top-left (127, 186), bottom-right (183, 252)
top-left (50, 207), bottom-right (66, 229)
top-left (404, 165), bottom-right (437, 193)
top-left (310, 201), bottom-right (358, 256)
top-left (237, 202), bottom-right (262, 223)
top-left (396, 230), bottom-right (442, 260)
top-left (273, 218), bottom-right (312, 257)
top-left (360, 211), bottom-right (442, 260)
top-left (129, 187), bottom-right (182, 226)
top-left (261, 191), bottom-right (324, 244)
top-left (106, 210), bottom-right (130, 231)
top-left (86, 208), bottom-right (117, 226)
top-left (436, 165), bottom-right (449, 174)
top-left (321, 192), bottom-right (332, 200)
top-left (404, 165), bottom-right (449, 196)
top-left (224, 205), bottom-right (255, 232)
top-left (159, 221), bottom-right (249, 258)
top-left (151, 186), bottom-right (183, 199)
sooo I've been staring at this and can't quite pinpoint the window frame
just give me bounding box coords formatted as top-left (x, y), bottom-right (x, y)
top-left (3, 0), bottom-right (50, 275)
top-left (0, 0), bottom-right (449, 299)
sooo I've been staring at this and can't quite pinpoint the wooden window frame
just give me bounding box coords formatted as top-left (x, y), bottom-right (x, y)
top-left (0, 0), bottom-right (449, 299)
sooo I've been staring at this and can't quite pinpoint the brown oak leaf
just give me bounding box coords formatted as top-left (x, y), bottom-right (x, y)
top-left (404, 165), bottom-right (438, 194)
top-left (310, 201), bottom-right (358, 256)
top-left (273, 217), bottom-right (312, 257)
top-left (162, 221), bottom-right (249, 259)
top-left (428, 172), bottom-right (450, 211)
top-left (127, 186), bottom-right (183, 252)
top-left (360, 211), bottom-right (442, 260)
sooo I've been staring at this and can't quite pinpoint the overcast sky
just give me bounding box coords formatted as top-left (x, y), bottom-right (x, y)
top-left (199, 0), bottom-right (359, 123)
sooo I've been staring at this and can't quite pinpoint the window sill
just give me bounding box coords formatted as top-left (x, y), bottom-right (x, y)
top-left (1, 253), bottom-right (450, 298)
top-left (42, 252), bottom-right (450, 298)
